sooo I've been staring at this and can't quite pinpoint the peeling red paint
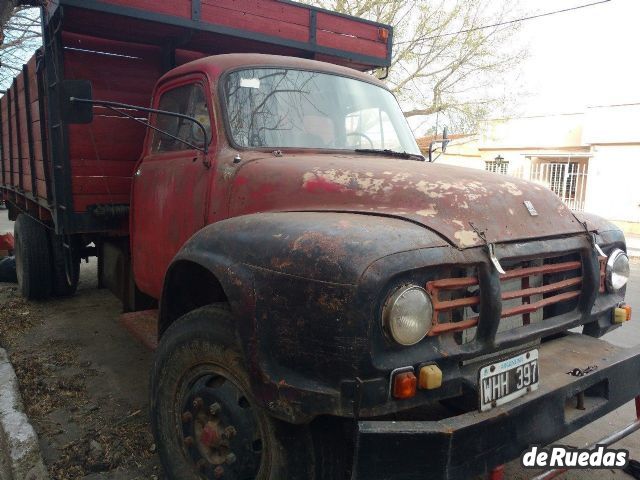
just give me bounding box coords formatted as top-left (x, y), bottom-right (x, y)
top-left (303, 176), bottom-right (346, 193)
top-left (229, 154), bottom-right (585, 249)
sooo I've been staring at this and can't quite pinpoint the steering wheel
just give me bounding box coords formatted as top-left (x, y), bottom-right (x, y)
top-left (346, 131), bottom-right (374, 149)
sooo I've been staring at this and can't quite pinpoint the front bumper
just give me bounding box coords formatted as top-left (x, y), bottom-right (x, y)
top-left (352, 333), bottom-right (640, 480)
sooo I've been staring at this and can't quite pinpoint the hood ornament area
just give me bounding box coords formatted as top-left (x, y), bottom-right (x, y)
top-left (524, 200), bottom-right (538, 217)
top-left (469, 222), bottom-right (506, 274)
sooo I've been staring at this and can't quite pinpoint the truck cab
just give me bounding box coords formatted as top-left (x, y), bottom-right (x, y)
top-left (130, 54), bottom-right (422, 299)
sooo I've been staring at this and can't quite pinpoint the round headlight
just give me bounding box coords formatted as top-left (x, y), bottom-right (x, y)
top-left (382, 285), bottom-right (433, 346)
top-left (606, 249), bottom-right (630, 292)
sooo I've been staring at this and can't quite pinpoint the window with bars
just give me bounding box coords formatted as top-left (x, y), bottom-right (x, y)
top-left (548, 162), bottom-right (579, 200)
top-left (485, 161), bottom-right (509, 175)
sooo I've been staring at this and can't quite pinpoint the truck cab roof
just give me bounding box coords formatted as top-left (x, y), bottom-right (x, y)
top-left (158, 53), bottom-right (387, 88)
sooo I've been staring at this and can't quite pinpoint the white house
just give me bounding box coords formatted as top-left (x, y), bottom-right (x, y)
top-left (419, 104), bottom-right (640, 234)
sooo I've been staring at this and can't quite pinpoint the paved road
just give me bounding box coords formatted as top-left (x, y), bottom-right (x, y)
top-left (502, 259), bottom-right (640, 479)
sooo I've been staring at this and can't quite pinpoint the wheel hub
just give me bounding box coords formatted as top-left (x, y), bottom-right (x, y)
top-left (180, 374), bottom-right (262, 479)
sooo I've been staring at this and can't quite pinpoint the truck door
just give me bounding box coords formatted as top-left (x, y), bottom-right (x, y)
top-left (131, 77), bottom-right (214, 299)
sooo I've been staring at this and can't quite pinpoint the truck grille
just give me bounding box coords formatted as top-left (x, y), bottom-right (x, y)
top-left (426, 252), bottom-right (589, 344)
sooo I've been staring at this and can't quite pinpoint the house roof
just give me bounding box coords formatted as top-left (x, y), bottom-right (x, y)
top-left (415, 133), bottom-right (475, 151)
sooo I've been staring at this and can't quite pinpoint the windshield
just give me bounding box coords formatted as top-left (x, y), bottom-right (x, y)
top-left (223, 68), bottom-right (421, 155)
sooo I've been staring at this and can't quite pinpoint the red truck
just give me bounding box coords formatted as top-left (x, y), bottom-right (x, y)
top-left (1, 1), bottom-right (638, 479)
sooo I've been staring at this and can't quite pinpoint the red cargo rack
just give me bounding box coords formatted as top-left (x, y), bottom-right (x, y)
top-left (2, 0), bottom-right (392, 235)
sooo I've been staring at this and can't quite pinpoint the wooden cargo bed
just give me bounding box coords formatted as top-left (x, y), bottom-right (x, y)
top-left (1, 0), bottom-right (392, 235)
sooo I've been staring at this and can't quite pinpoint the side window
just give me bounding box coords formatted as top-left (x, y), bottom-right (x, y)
top-left (151, 83), bottom-right (212, 153)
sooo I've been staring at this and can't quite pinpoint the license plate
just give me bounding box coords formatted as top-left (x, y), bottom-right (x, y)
top-left (479, 349), bottom-right (539, 412)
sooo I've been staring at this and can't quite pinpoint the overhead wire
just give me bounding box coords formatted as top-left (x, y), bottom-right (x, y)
top-left (396, 0), bottom-right (612, 44)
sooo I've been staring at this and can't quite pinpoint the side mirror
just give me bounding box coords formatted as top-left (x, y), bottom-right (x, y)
top-left (61, 80), bottom-right (93, 124)
top-left (428, 127), bottom-right (449, 162)
top-left (441, 126), bottom-right (449, 153)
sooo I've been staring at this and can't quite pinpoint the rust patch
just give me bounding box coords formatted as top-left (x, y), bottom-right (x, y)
top-left (501, 181), bottom-right (523, 196)
top-left (416, 204), bottom-right (438, 217)
top-left (454, 230), bottom-right (480, 248)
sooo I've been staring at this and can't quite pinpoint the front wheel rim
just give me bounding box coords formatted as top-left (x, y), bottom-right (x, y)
top-left (176, 365), bottom-right (264, 479)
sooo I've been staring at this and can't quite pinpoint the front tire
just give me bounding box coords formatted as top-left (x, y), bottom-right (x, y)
top-left (14, 214), bottom-right (52, 300)
top-left (150, 305), bottom-right (313, 480)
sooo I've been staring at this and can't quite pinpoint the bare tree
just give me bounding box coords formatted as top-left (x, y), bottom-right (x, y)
top-left (305, 0), bottom-right (527, 132)
top-left (0, 2), bottom-right (42, 90)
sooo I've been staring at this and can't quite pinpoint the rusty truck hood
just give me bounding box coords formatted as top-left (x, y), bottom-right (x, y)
top-left (228, 153), bottom-right (584, 248)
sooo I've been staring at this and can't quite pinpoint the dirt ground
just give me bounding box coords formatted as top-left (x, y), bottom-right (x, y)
top-left (0, 205), bottom-right (638, 479)
top-left (0, 262), bottom-right (162, 479)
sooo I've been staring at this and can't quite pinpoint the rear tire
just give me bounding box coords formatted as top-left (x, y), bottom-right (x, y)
top-left (49, 233), bottom-right (80, 297)
top-left (150, 304), bottom-right (314, 480)
top-left (14, 214), bottom-right (52, 300)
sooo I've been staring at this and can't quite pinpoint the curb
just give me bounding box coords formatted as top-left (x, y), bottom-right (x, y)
top-left (0, 348), bottom-right (48, 480)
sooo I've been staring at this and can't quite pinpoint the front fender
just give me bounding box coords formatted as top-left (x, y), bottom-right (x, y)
top-left (180, 211), bottom-right (447, 283)
top-left (573, 211), bottom-right (626, 246)
top-left (160, 211), bottom-right (447, 422)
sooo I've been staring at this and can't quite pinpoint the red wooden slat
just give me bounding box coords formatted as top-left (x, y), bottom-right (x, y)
top-left (200, 3), bottom-right (309, 42)
top-left (202, 0), bottom-right (310, 27)
top-left (1, 96), bottom-right (9, 186)
top-left (17, 74), bottom-right (32, 193)
top-left (64, 61), bottom-right (159, 98)
top-left (62, 33), bottom-right (161, 213)
top-left (71, 176), bottom-right (132, 195)
top-left (33, 161), bottom-right (45, 181)
top-left (73, 193), bottom-right (132, 213)
top-left (100, 0), bottom-right (190, 18)
top-left (71, 160), bottom-right (137, 177)
top-left (10, 86), bottom-right (19, 188)
top-left (316, 11), bottom-right (381, 42)
top-left (68, 119), bottom-right (146, 161)
top-left (62, 31), bottom-right (163, 60)
top-left (316, 30), bottom-right (387, 58)
top-left (31, 139), bottom-right (43, 164)
top-left (21, 174), bottom-right (33, 191)
top-left (30, 100), bottom-right (40, 124)
top-left (36, 178), bottom-right (47, 198)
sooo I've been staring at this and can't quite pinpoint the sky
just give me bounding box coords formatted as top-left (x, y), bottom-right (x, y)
top-left (515, 0), bottom-right (640, 116)
top-left (1, 1), bottom-right (636, 122)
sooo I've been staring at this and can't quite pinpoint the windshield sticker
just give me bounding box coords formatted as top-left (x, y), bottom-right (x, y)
top-left (240, 78), bottom-right (261, 89)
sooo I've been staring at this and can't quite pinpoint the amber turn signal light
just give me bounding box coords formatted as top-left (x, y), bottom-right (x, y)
top-left (378, 27), bottom-right (389, 42)
top-left (614, 304), bottom-right (632, 324)
top-left (419, 365), bottom-right (443, 390)
top-left (393, 371), bottom-right (417, 399)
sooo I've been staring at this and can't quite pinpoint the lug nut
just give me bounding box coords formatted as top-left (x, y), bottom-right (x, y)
top-left (184, 436), bottom-right (194, 447)
top-left (193, 397), bottom-right (204, 410)
top-left (209, 402), bottom-right (221, 415)
top-left (182, 411), bottom-right (193, 423)
top-left (225, 453), bottom-right (237, 465)
top-left (214, 466), bottom-right (224, 479)
top-left (223, 426), bottom-right (237, 439)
